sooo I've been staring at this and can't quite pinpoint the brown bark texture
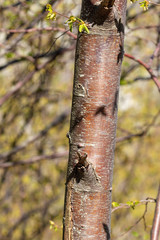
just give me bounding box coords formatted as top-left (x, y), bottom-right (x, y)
top-left (151, 185), bottom-right (160, 240)
top-left (63, 0), bottom-right (127, 239)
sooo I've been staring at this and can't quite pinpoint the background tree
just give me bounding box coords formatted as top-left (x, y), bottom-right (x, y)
top-left (0, 0), bottom-right (159, 240)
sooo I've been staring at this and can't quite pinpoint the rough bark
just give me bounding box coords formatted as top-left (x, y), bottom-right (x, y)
top-left (63, 0), bottom-right (127, 239)
top-left (151, 185), bottom-right (160, 240)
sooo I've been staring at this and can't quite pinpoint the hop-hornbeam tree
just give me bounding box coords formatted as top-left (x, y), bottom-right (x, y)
top-left (63, 0), bottom-right (127, 239)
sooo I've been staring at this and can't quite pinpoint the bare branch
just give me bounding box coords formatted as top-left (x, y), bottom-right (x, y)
top-left (0, 70), bottom-right (35, 107)
top-left (1, 0), bottom-right (59, 52)
top-left (0, 151), bottom-right (68, 168)
top-left (0, 1), bottom-right (23, 10)
top-left (149, 42), bottom-right (160, 67)
top-left (0, 45), bottom-right (76, 71)
top-left (127, 4), bottom-right (156, 23)
top-left (0, 46), bottom-right (73, 106)
top-left (116, 110), bottom-right (160, 143)
top-left (0, 109), bottom-right (70, 161)
top-left (0, 27), bottom-right (77, 38)
top-left (127, 25), bottom-right (159, 34)
top-left (124, 53), bottom-right (160, 92)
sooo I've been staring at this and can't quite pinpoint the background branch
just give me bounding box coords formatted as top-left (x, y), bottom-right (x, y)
top-left (124, 53), bottom-right (160, 91)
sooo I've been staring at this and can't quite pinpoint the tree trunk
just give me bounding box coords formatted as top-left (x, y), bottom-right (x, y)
top-left (151, 185), bottom-right (160, 240)
top-left (63, 0), bottom-right (127, 239)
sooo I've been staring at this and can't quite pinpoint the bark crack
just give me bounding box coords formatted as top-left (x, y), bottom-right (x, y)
top-left (66, 151), bottom-right (102, 192)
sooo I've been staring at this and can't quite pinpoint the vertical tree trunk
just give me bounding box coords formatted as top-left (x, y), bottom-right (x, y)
top-left (151, 185), bottom-right (160, 240)
top-left (63, 0), bottom-right (127, 239)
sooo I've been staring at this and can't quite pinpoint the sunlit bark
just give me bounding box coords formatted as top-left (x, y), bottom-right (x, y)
top-left (63, 0), bottom-right (127, 239)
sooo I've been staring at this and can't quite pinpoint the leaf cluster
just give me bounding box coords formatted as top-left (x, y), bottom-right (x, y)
top-left (46, 4), bottom-right (56, 20)
top-left (130, 0), bottom-right (150, 10)
top-left (46, 4), bottom-right (89, 34)
top-left (112, 200), bottom-right (140, 210)
top-left (66, 16), bottom-right (89, 34)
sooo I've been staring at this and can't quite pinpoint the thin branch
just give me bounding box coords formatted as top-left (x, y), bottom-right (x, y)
top-left (151, 184), bottom-right (160, 240)
top-left (127, 4), bottom-right (156, 23)
top-left (0, 27), bottom-right (77, 39)
top-left (113, 198), bottom-right (156, 239)
top-left (0, 1), bottom-right (23, 10)
top-left (112, 198), bottom-right (156, 213)
top-left (127, 25), bottom-right (159, 33)
top-left (116, 110), bottom-right (160, 143)
top-left (0, 45), bottom-right (76, 71)
top-left (0, 109), bottom-right (70, 160)
top-left (124, 53), bottom-right (160, 92)
top-left (116, 131), bottom-right (146, 143)
top-left (0, 70), bottom-right (35, 107)
top-left (0, 151), bottom-right (68, 168)
top-left (149, 1), bottom-right (160, 6)
top-left (0, 46), bottom-right (73, 106)
top-left (149, 42), bottom-right (160, 67)
top-left (121, 63), bottom-right (139, 79)
top-left (1, 0), bottom-right (59, 52)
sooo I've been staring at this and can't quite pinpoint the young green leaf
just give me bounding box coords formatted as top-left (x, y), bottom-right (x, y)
top-left (46, 12), bottom-right (56, 20)
top-left (139, 0), bottom-right (149, 10)
top-left (79, 23), bottom-right (89, 33)
top-left (65, 16), bottom-right (77, 24)
top-left (83, 25), bottom-right (89, 34)
top-left (46, 4), bottom-right (56, 20)
top-left (68, 22), bottom-right (73, 32)
top-left (126, 200), bottom-right (139, 209)
top-left (130, 0), bottom-right (150, 10)
top-left (79, 24), bottom-right (84, 33)
top-left (112, 202), bottom-right (120, 207)
top-left (65, 16), bottom-right (77, 32)
top-left (76, 17), bottom-right (84, 23)
top-left (46, 4), bottom-right (53, 12)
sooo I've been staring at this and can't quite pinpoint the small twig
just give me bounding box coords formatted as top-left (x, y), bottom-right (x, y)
top-left (112, 198), bottom-right (156, 213)
top-left (127, 25), bottom-right (159, 33)
top-left (124, 53), bottom-right (160, 92)
top-left (112, 198), bottom-right (156, 239)
top-left (0, 151), bottom-right (68, 168)
top-left (0, 109), bottom-right (69, 161)
top-left (0, 70), bottom-right (35, 107)
top-left (0, 27), bottom-right (78, 39)
top-left (151, 184), bottom-right (160, 240)
top-left (116, 110), bottom-right (160, 143)
top-left (149, 42), bottom-right (160, 67)
top-left (0, 1), bottom-right (23, 10)
top-left (149, 1), bottom-right (160, 6)
top-left (0, 46), bottom-right (74, 107)
top-left (0, 46), bottom-right (76, 71)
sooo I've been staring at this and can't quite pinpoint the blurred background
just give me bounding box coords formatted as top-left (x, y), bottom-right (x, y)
top-left (0, 0), bottom-right (159, 239)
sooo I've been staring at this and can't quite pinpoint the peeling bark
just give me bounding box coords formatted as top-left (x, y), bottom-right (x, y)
top-left (63, 1), bottom-right (127, 239)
